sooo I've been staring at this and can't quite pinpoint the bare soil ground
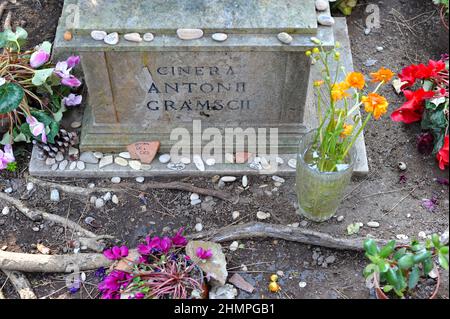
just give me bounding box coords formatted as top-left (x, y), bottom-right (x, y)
top-left (0, 0), bottom-right (449, 299)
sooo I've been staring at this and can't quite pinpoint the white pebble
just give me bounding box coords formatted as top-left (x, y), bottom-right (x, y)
top-left (205, 158), bottom-right (216, 166)
top-left (115, 157), bottom-right (128, 167)
top-left (2, 207), bottom-right (9, 215)
top-left (135, 176), bottom-right (145, 183)
top-left (26, 182), bottom-right (34, 192)
top-left (229, 241), bottom-right (239, 251)
top-left (317, 14), bottom-right (335, 26)
top-left (190, 193), bottom-right (200, 201)
top-left (159, 154), bottom-right (171, 164)
top-left (195, 223), bottom-right (203, 232)
top-left (129, 160), bottom-right (142, 171)
top-left (232, 211), bottom-right (240, 220)
top-left (193, 155), bottom-right (205, 172)
top-left (180, 157), bottom-right (191, 164)
top-left (176, 28), bottom-right (204, 40)
top-left (299, 281), bottom-right (307, 288)
top-left (257, 211), bottom-right (270, 220)
top-left (76, 161), bottom-right (85, 170)
top-left (277, 32), bottom-right (293, 44)
top-left (337, 215), bottom-right (345, 222)
top-left (288, 159), bottom-right (297, 169)
top-left (111, 177), bottom-right (121, 184)
top-left (272, 176), bottom-right (285, 183)
top-left (220, 176), bottom-right (237, 183)
top-left (143, 33), bottom-right (154, 42)
top-left (91, 30), bottom-right (107, 41)
top-left (95, 198), bottom-right (105, 208)
top-left (242, 175), bottom-right (249, 188)
top-left (50, 189), bottom-right (60, 202)
top-left (124, 33), bottom-right (142, 43)
top-left (191, 199), bottom-right (202, 206)
top-left (112, 195), bottom-right (119, 205)
top-left (367, 221), bottom-right (380, 228)
top-left (103, 192), bottom-right (112, 202)
top-left (212, 32), bottom-right (228, 42)
top-left (104, 32), bottom-right (119, 45)
top-left (315, 0), bottom-right (328, 11)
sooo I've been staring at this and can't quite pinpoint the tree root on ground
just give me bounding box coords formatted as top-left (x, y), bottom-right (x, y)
top-left (0, 270), bottom-right (36, 299)
top-left (188, 222), bottom-right (412, 251)
top-left (0, 192), bottom-right (112, 252)
top-left (0, 250), bottom-right (112, 273)
top-left (28, 177), bottom-right (238, 203)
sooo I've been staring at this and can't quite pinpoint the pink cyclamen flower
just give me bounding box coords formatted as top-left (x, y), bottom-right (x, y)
top-left (196, 247), bottom-right (213, 260)
top-left (103, 245), bottom-right (129, 260)
top-left (171, 228), bottom-right (188, 247)
top-left (160, 237), bottom-right (172, 254)
top-left (66, 56), bottom-right (81, 69)
top-left (30, 50), bottom-right (50, 69)
top-left (0, 144), bottom-right (15, 170)
top-left (63, 93), bottom-right (83, 106)
top-left (137, 236), bottom-right (162, 255)
top-left (54, 61), bottom-right (82, 88)
top-left (98, 270), bottom-right (132, 299)
top-left (26, 115), bottom-right (47, 143)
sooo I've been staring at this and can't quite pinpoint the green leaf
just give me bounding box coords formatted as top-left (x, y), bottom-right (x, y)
top-left (364, 239), bottom-right (379, 256)
top-left (377, 260), bottom-right (390, 273)
top-left (440, 246), bottom-right (449, 255)
top-left (413, 251), bottom-right (432, 263)
top-left (3, 29), bottom-right (17, 42)
top-left (0, 83), bottom-right (24, 114)
top-left (408, 266), bottom-right (420, 290)
top-left (439, 252), bottom-right (449, 270)
top-left (423, 258), bottom-right (434, 275)
top-left (39, 41), bottom-right (52, 54)
top-left (32, 68), bottom-right (54, 86)
top-left (363, 264), bottom-right (378, 278)
top-left (0, 132), bottom-right (11, 145)
top-left (15, 27), bottom-right (28, 40)
top-left (383, 285), bottom-right (394, 293)
top-left (393, 247), bottom-right (407, 261)
top-left (13, 132), bottom-right (28, 143)
top-left (432, 234), bottom-right (441, 248)
top-left (379, 240), bottom-right (396, 258)
top-left (386, 268), bottom-right (401, 290)
top-left (398, 254), bottom-right (415, 270)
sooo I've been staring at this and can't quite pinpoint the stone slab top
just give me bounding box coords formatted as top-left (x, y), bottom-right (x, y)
top-left (73, 0), bottom-right (318, 34)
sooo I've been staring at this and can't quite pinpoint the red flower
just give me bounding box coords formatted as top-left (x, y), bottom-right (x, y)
top-left (437, 136), bottom-right (449, 170)
top-left (391, 88), bottom-right (435, 124)
top-left (398, 60), bottom-right (447, 88)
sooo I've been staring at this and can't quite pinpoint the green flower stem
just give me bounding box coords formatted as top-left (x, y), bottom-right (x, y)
top-left (342, 113), bottom-right (372, 160)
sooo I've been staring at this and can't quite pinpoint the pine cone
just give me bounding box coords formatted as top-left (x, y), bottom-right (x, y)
top-left (34, 129), bottom-right (79, 160)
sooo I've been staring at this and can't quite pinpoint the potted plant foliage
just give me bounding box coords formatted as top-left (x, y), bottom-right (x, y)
top-left (296, 38), bottom-right (393, 222)
top-left (363, 235), bottom-right (449, 299)
top-left (0, 27), bottom-right (82, 172)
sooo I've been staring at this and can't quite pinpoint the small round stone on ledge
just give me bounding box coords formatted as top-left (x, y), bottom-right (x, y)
top-left (104, 32), bottom-right (119, 45)
top-left (176, 28), bottom-right (204, 40)
top-left (277, 32), bottom-right (293, 44)
top-left (317, 14), bottom-right (335, 26)
top-left (212, 33), bottom-right (228, 42)
top-left (124, 33), bottom-right (142, 43)
top-left (143, 33), bottom-right (155, 42)
top-left (91, 30), bottom-right (107, 41)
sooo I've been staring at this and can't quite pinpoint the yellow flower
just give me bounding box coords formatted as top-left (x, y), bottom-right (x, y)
top-left (362, 93), bottom-right (389, 120)
top-left (313, 47), bottom-right (320, 54)
top-left (340, 124), bottom-right (354, 138)
top-left (269, 282), bottom-right (281, 293)
top-left (345, 72), bottom-right (365, 90)
top-left (306, 50), bottom-right (312, 57)
top-left (370, 67), bottom-right (394, 83)
top-left (331, 82), bottom-right (350, 101)
top-left (314, 80), bottom-right (324, 87)
top-left (270, 274), bottom-right (279, 282)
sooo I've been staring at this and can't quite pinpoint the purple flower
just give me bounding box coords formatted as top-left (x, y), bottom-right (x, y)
top-left (196, 247), bottom-right (213, 260)
top-left (63, 93), bottom-right (83, 106)
top-left (94, 267), bottom-right (106, 279)
top-left (66, 56), bottom-right (80, 69)
top-left (103, 245), bottom-right (129, 260)
top-left (171, 228), bottom-right (188, 247)
top-left (422, 197), bottom-right (438, 212)
top-left (0, 144), bottom-right (15, 170)
top-left (30, 50), bottom-right (50, 69)
top-left (98, 270), bottom-right (132, 299)
top-left (54, 61), bottom-right (82, 88)
top-left (26, 115), bottom-right (47, 143)
top-left (137, 236), bottom-right (162, 255)
top-left (436, 177), bottom-right (449, 186)
top-left (134, 292), bottom-right (145, 299)
top-left (160, 237), bottom-right (172, 253)
top-left (417, 133), bottom-right (434, 155)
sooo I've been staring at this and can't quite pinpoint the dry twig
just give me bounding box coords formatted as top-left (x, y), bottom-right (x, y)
top-left (0, 270), bottom-right (36, 299)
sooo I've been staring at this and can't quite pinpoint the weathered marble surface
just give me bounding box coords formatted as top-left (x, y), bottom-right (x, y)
top-left (74, 0), bottom-right (317, 34)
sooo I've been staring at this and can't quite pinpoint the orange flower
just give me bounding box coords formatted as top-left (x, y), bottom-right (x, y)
top-left (345, 72), bottom-right (365, 90)
top-left (314, 80), bottom-right (324, 87)
top-left (331, 82), bottom-right (350, 101)
top-left (340, 124), bottom-right (354, 138)
top-left (362, 93), bottom-right (389, 120)
top-left (370, 67), bottom-right (394, 83)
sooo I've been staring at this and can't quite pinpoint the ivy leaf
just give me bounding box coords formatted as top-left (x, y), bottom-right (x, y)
top-left (13, 132), bottom-right (28, 143)
top-left (32, 68), bottom-right (54, 86)
top-left (0, 132), bottom-right (11, 145)
top-left (0, 83), bottom-right (24, 114)
top-left (15, 27), bottom-right (28, 40)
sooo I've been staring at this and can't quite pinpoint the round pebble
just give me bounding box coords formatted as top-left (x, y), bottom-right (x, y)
top-left (195, 223), bottom-right (203, 232)
top-left (315, 0), bottom-right (328, 11)
top-left (95, 198), bottom-right (105, 209)
top-left (50, 189), bottom-right (60, 202)
top-left (136, 176), bottom-right (145, 183)
top-left (190, 193), bottom-right (200, 201)
top-left (212, 32), bottom-right (228, 42)
top-left (143, 33), bottom-right (154, 42)
top-left (71, 121), bottom-right (82, 129)
top-left (112, 195), bottom-right (119, 205)
top-left (367, 221), bottom-right (380, 228)
top-left (111, 177), bottom-right (121, 184)
top-left (299, 282), bottom-right (307, 288)
top-left (242, 175), bottom-right (248, 188)
top-left (2, 207), bottom-right (9, 215)
top-left (129, 160), bottom-right (142, 171)
top-left (177, 28), bottom-right (204, 40)
top-left (159, 154), bottom-right (171, 164)
top-left (277, 32), bottom-right (293, 44)
top-left (115, 157), bottom-right (128, 167)
top-left (232, 211), bottom-right (240, 220)
top-left (124, 33), bottom-right (142, 43)
top-left (220, 176), bottom-right (237, 183)
top-left (318, 14), bottom-right (335, 26)
top-left (26, 182), bottom-right (34, 192)
top-left (119, 152), bottom-right (131, 159)
top-left (288, 159), bottom-right (297, 169)
top-left (205, 158), bottom-right (216, 166)
top-left (104, 32), bottom-right (119, 45)
top-left (91, 30), bottom-right (107, 41)
top-left (76, 161), bottom-right (86, 170)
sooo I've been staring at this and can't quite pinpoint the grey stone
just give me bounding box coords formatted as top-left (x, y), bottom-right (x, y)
top-left (191, 199), bottom-right (202, 206)
top-left (135, 176), bottom-right (145, 183)
top-left (51, 163), bottom-right (58, 171)
top-left (45, 158), bottom-right (56, 166)
top-left (69, 161), bottom-right (77, 170)
top-left (26, 182), bottom-right (34, 192)
top-left (111, 177), bottom-right (121, 184)
top-left (317, 14), bottom-right (335, 26)
top-left (76, 161), bottom-right (86, 170)
top-left (95, 198), bottom-right (105, 208)
top-left (55, 152), bottom-right (64, 162)
top-left (80, 152), bottom-right (99, 164)
top-left (158, 154), bottom-right (171, 164)
top-left (99, 155), bottom-right (113, 168)
top-left (277, 32), bottom-right (293, 44)
top-left (50, 189), bottom-right (60, 202)
top-left (209, 284), bottom-right (237, 299)
top-left (315, 0), bottom-right (328, 11)
top-left (115, 157), bottom-right (128, 167)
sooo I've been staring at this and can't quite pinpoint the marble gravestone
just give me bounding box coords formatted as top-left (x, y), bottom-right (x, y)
top-left (54, 0), bottom-right (336, 155)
